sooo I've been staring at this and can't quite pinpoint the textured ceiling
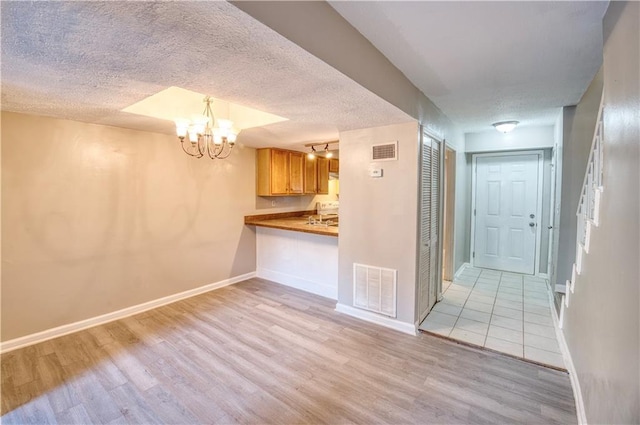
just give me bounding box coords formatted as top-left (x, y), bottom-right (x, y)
top-left (0, 1), bottom-right (412, 150)
top-left (329, 1), bottom-right (609, 133)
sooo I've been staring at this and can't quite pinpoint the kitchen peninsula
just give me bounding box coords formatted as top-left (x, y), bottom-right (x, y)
top-left (244, 211), bottom-right (338, 237)
top-left (245, 210), bottom-right (338, 299)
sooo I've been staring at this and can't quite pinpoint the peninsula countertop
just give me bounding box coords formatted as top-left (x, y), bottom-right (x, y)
top-left (244, 210), bottom-right (338, 237)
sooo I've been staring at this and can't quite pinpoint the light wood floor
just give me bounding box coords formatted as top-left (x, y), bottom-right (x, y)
top-left (1, 278), bottom-right (577, 424)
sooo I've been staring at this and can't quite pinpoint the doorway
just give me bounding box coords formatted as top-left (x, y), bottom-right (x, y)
top-left (471, 151), bottom-right (543, 275)
top-left (442, 146), bottom-right (456, 282)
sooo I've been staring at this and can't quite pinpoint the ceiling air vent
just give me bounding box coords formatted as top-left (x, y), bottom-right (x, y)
top-left (371, 141), bottom-right (398, 161)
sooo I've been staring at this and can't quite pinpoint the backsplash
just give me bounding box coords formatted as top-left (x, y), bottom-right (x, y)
top-left (253, 180), bottom-right (339, 213)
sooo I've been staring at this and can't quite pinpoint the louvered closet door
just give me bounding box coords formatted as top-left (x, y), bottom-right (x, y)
top-left (419, 134), bottom-right (442, 322)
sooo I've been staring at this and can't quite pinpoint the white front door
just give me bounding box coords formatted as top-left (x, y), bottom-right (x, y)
top-left (473, 153), bottom-right (541, 274)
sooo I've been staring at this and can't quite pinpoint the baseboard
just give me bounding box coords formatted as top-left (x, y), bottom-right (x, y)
top-left (0, 271), bottom-right (256, 354)
top-left (550, 297), bottom-right (587, 424)
top-left (335, 303), bottom-right (417, 336)
top-left (257, 267), bottom-right (337, 300)
top-left (454, 263), bottom-right (470, 279)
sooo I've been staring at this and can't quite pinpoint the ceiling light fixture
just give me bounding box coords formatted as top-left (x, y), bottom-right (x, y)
top-left (304, 140), bottom-right (338, 160)
top-left (174, 96), bottom-right (239, 159)
top-left (307, 146), bottom-right (317, 160)
top-left (492, 121), bottom-right (519, 133)
top-left (324, 143), bottom-right (333, 158)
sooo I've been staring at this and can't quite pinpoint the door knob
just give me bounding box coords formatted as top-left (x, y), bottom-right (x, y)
top-left (529, 222), bottom-right (536, 227)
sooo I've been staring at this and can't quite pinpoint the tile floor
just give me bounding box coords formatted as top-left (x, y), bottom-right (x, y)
top-left (419, 266), bottom-right (565, 369)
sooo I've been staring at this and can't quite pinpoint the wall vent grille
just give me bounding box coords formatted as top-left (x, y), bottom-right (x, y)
top-left (353, 263), bottom-right (397, 317)
top-left (371, 141), bottom-right (398, 161)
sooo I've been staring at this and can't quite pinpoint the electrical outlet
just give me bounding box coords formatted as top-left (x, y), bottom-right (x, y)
top-left (271, 200), bottom-right (277, 207)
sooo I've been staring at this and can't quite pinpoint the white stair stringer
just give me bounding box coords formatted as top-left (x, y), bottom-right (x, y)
top-left (559, 93), bottom-right (604, 329)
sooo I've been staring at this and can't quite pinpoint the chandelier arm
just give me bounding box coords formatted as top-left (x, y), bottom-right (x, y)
top-left (206, 137), bottom-right (220, 159)
top-left (214, 143), bottom-right (234, 159)
top-left (198, 135), bottom-right (208, 158)
top-left (180, 138), bottom-right (204, 158)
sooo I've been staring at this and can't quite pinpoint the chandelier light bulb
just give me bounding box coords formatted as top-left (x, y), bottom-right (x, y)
top-left (175, 118), bottom-right (189, 138)
top-left (188, 126), bottom-right (198, 143)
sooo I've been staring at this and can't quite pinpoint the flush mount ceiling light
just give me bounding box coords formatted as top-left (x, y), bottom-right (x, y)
top-left (305, 140), bottom-right (338, 160)
top-left (174, 96), bottom-right (238, 159)
top-left (492, 121), bottom-right (519, 133)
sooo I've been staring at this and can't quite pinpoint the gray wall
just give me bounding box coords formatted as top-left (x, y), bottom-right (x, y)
top-left (563, 2), bottom-right (640, 423)
top-left (465, 126), bottom-right (555, 152)
top-left (338, 122), bottom-right (419, 325)
top-left (234, 1), bottom-right (465, 325)
top-left (453, 149), bottom-right (470, 273)
top-left (557, 69), bottom-right (604, 288)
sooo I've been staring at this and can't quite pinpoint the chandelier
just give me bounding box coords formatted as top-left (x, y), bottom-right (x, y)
top-left (174, 96), bottom-right (239, 159)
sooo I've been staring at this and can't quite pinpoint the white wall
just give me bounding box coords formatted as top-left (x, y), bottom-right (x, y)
top-left (256, 227), bottom-right (338, 299)
top-left (465, 126), bottom-right (554, 153)
top-left (338, 122), bottom-right (419, 327)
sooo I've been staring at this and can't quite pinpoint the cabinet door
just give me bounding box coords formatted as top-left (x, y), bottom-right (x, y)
top-left (304, 156), bottom-right (317, 194)
top-left (317, 157), bottom-right (329, 194)
top-left (289, 152), bottom-right (304, 194)
top-left (329, 158), bottom-right (339, 173)
top-left (270, 149), bottom-right (290, 195)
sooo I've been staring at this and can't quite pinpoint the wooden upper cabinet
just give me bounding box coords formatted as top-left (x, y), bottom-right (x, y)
top-left (317, 157), bottom-right (329, 195)
top-left (269, 149), bottom-right (289, 195)
top-left (288, 152), bottom-right (304, 194)
top-left (256, 148), bottom-right (305, 196)
top-left (304, 155), bottom-right (318, 194)
top-left (329, 158), bottom-right (339, 173)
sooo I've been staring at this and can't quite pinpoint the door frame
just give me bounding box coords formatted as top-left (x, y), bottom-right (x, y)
top-left (470, 150), bottom-right (545, 276)
top-left (442, 145), bottom-right (456, 283)
top-left (545, 147), bottom-right (557, 278)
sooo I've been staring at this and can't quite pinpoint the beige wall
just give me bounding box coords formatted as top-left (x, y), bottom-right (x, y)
top-left (563, 2), bottom-right (639, 423)
top-left (1, 112), bottom-right (257, 341)
top-left (338, 122), bottom-right (419, 325)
